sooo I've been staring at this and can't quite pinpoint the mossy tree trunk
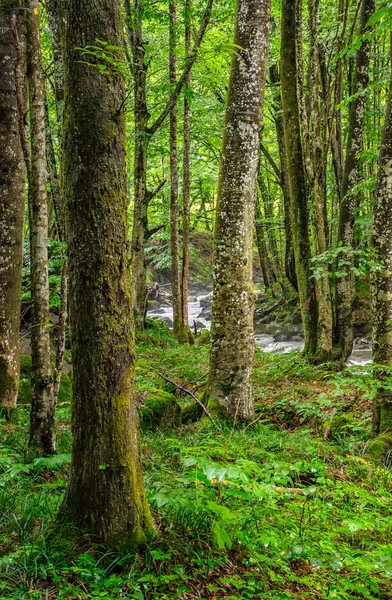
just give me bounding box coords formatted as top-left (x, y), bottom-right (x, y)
top-left (26, 0), bottom-right (55, 454)
top-left (207, 0), bottom-right (271, 421)
top-left (308, 0), bottom-right (333, 361)
top-left (334, 0), bottom-right (374, 363)
top-left (180, 0), bottom-right (192, 329)
top-left (281, 0), bottom-right (317, 356)
top-left (0, 0), bottom-right (26, 411)
top-left (53, 0), bottom-right (154, 547)
top-left (269, 63), bottom-right (297, 292)
top-left (169, 0), bottom-right (182, 337)
top-left (126, 0), bottom-right (214, 330)
top-left (371, 32), bottom-right (392, 443)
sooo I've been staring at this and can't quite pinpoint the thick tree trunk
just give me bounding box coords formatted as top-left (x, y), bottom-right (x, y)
top-left (180, 0), bottom-right (192, 329)
top-left (52, 0), bottom-right (153, 548)
top-left (334, 0), bottom-right (374, 363)
top-left (308, 0), bottom-right (333, 361)
top-left (0, 2), bottom-right (25, 411)
top-left (169, 0), bottom-right (181, 337)
top-left (281, 0), bottom-right (318, 356)
top-left (207, 0), bottom-right (271, 421)
top-left (26, 0), bottom-right (55, 454)
top-left (370, 32), bottom-right (392, 452)
top-left (269, 63), bottom-right (297, 291)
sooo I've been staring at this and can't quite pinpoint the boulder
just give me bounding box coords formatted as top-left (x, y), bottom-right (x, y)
top-left (141, 389), bottom-right (181, 430)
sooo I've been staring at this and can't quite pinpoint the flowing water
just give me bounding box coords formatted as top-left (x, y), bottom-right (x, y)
top-left (147, 295), bottom-right (372, 366)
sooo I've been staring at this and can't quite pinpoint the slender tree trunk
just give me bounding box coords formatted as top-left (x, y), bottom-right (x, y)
top-left (269, 63), bottom-right (297, 291)
top-left (0, 2), bottom-right (26, 411)
top-left (255, 196), bottom-right (271, 290)
top-left (308, 0), bottom-right (333, 361)
top-left (258, 172), bottom-right (281, 283)
top-left (334, 0), bottom-right (374, 363)
top-left (281, 0), bottom-right (318, 356)
top-left (180, 0), bottom-right (192, 329)
top-left (46, 0), bottom-right (64, 122)
top-left (169, 0), bottom-right (181, 336)
top-left (207, 0), bottom-right (271, 421)
top-left (370, 32), bottom-right (392, 456)
top-left (52, 0), bottom-right (154, 549)
top-left (127, 0), bottom-right (214, 329)
top-left (128, 0), bottom-right (150, 330)
top-left (27, 0), bottom-right (55, 454)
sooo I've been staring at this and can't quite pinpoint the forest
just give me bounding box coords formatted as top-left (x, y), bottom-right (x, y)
top-left (0, 0), bottom-right (392, 597)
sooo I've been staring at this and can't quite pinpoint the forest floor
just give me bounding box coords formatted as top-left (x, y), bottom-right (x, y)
top-left (1, 320), bottom-right (391, 600)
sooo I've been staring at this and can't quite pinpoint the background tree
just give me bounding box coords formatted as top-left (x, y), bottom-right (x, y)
top-left (207, 0), bottom-right (271, 420)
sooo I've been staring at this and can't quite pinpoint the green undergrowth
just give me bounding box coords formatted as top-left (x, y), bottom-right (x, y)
top-left (1, 322), bottom-right (392, 599)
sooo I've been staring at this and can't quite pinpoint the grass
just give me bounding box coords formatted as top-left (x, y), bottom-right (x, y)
top-left (0, 320), bottom-right (391, 599)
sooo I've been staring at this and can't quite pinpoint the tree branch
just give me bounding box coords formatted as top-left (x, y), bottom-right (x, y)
top-left (146, 0), bottom-right (214, 136)
top-left (146, 178), bottom-right (166, 203)
top-left (159, 372), bottom-right (219, 428)
top-left (260, 143), bottom-right (281, 182)
top-left (146, 224), bottom-right (165, 239)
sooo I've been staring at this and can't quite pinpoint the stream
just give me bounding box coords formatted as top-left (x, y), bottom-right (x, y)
top-left (147, 294), bottom-right (373, 366)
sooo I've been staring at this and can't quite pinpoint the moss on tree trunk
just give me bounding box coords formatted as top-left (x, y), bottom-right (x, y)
top-left (0, 1), bottom-right (25, 412)
top-left (51, 0), bottom-right (154, 550)
top-left (369, 32), bottom-right (392, 459)
top-left (280, 0), bottom-right (317, 356)
top-left (207, 0), bottom-right (271, 421)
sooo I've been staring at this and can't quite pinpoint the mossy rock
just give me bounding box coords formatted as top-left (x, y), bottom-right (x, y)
top-left (141, 389), bottom-right (181, 430)
top-left (58, 374), bottom-right (72, 404)
top-left (196, 329), bottom-right (210, 345)
top-left (325, 413), bottom-right (361, 439)
top-left (365, 433), bottom-right (392, 462)
top-left (181, 402), bottom-right (203, 424)
top-left (18, 379), bottom-right (32, 405)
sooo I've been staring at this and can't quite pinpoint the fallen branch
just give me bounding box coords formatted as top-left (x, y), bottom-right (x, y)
top-left (159, 372), bottom-right (219, 428)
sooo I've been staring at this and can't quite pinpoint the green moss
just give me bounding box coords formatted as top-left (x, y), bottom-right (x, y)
top-left (197, 329), bottom-right (211, 345)
top-left (18, 379), bottom-right (32, 405)
top-left (58, 374), bottom-right (72, 404)
top-left (181, 402), bottom-right (203, 423)
top-left (366, 433), bottom-right (392, 462)
top-left (141, 389), bottom-right (181, 430)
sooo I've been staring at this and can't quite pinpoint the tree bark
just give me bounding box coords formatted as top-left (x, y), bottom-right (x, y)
top-left (0, 2), bottom-right (26, 411)
top-left (370, 32), bottom-right (392, 449)
top-left (281, 0), bottom-right (318, 356)
top-left (269, 63), bottom-right (297, 291)
top-left (180, 0), bottom-right (192, 329)
top-left (207, 0), bottom-right (271, 421)
top-left (308, 0), bottom-right (333, 361)
top-left (334, 0), bottom-right (374, 363)
top-left (52, 0), bottom-right (154, 548)
top-left (127, 0), bottom-right (213, 329)
top-left (169, 0), bottom-right (181, 337)
top-left (26, 0), bottom-right (55, 454)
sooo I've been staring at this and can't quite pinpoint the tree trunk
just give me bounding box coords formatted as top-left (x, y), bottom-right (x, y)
top-left (0, 2), bottom-right (26, 412)
top-left (46, 0), bottom-right (64, 122)
top-left (370, 32), bottom-right (392, 453)
top-left (334, 0), bottom-right (374, 363)
top-left (269, 63), bottom-right (297, 291)
top-left (128, 0), bottom-right (150, 330)
top-left (308, 0), bottom-right (333, 361)
top-left (52, 0), bottom-right (154, 549)
top-left (281, 0), bottom-right (318, 356)
top-left (258, 172), bottom-right (281, 283)
top-left (255, 196), bottom-right (271, 290)
top-left (169, 0), bottom-right (181, 337)
top-left (207, 0), bottom-right (271, 421)
top-left (26, 0), bottom-right (55, 454)
top-left (180, 0), bottom-right (192, 329)
top-left (127, 0), bottom-right (213, 329)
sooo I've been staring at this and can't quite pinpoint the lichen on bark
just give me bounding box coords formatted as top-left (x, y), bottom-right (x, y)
top-left (207, 0), bottom-right (271, 421)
